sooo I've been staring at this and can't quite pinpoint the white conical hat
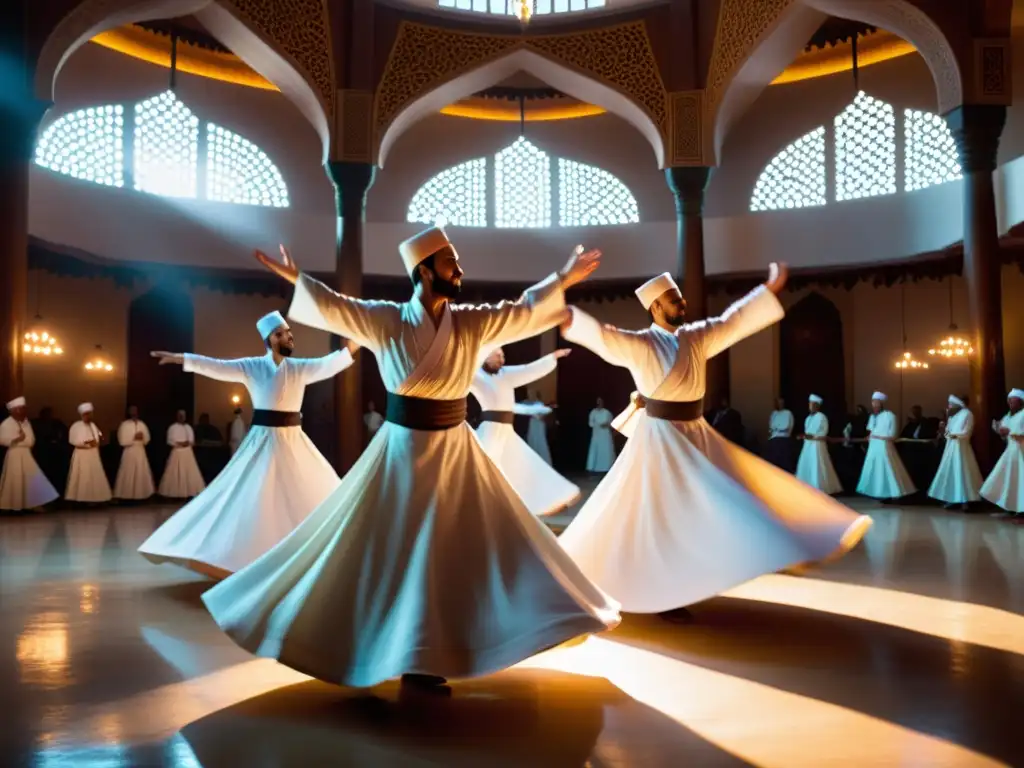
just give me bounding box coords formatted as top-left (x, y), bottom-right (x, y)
top-left (78, 402), bottom-right (94, 415)
top-left (257, 311), bottom-right (287, 340)
top-left (871, 391), bottom-right (887, 401)
top-left (635, 273), bottom-right (678, 310)
top-left (808, 394), bottom-right (823, 404)
top-left (399, 226), bottom-right (452, 276)
top-left (6, 396), bottom-right (25, 410)
top-left (948, 395), bottom-right (965, 407)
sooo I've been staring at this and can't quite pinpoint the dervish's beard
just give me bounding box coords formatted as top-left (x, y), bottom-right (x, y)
top-left (277, 345), bottom-right (294, 357)
top-left (664, 312), bottom-right (685, 327)
top-left (432, 276), bottom-right (462, 298)
top-left (483, 361), bottom-right (502, 374)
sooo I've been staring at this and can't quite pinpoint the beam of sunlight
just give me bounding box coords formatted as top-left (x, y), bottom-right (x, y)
top-left (520, 638), bottom-right (1007, 768)
top-left (722, 575), bottom-right (1024, 656)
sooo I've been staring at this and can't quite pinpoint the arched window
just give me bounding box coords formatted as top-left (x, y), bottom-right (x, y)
top-left (558, 158), bottom-right (639, 226)
top-left (438, 0), bottom-right (605, 17)
top-left (407, 158), bottom-right (487, 227)
top-left (406, 138), bottom-right (638, 229)
top-left (835, 91), bottom-right (896, 202)
top-left (495, 137), bottom-right (552, 229)
top-left (34, 105), bottom-right (125, 188)
top-left (134, 90), bottom-right (199, 199)
top-left (750, 127), bottom-right (826, 212)
top-left (904, 109), bottom-right (962, 192)
top-left (34, 90), bottom-right (288, 208)
top-left (750, 92), bottom-right (961, 212)
top-left (207, 123), bottom-right (289, 207)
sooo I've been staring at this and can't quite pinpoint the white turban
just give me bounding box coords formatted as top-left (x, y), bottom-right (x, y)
top-left (1009, 388), bottom-right (1024, 401)
top-left (78, 402), bottom-right (94, 415)
top-left (871, 391), bottom-right (887, 402)
top-left (808, 394), bottom-right (823, 404)
top-left (948, 395), bottom-right (965, 408)
top-left (257, 311), bottom-right (287, 340)
top-left (635, 273), bottom-right (679, 310)
top-left (399, 226), bottom-right (452, 276)
top-left (6, 396), bottom-right (25, 410)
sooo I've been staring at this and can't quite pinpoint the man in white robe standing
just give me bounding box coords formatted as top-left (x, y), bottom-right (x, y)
top-left (114, 405), bottom-right (155, 501)
top-left (524, 390), bottom-right (554, 464)
top-left (0, 397), bottom-right (59, 511)
top-left (928, 395), bottom-right (982, 510)
top-left (201, 228), bottom-right (619, 691)
top-left (765, 397), bottom-right (797, 472)
top-left (66, 403), bottom-right (112, 504)
top-left (159, 410), bottom-right (206, 499)
top-left (857, 392), bottom-right (916, 501)
top-left (795, 394), bottom-right (842, 494)
top-left (586, 398), bottom-right (615, 472)
top-left (471, 346), bottom-right (579, 516)
top-left (229, 409), bottom-right (247, 455)
top-left (981, 388), bottom-right (1024, 520)
top-left (558, 267), bottom-right (871, 622)
top-left (141, 311), bottom-right (355, 577)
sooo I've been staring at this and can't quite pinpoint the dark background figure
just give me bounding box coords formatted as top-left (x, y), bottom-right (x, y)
top-left (836, 404), bottom-right (869, 495)
top-left (193, 412), bottom-right (229, 484)
top-left (710, 396), bottom-right (745, 447)
top-left (898, 404), bottom-right (942, 498)
top-left (30, 406), bottom-right (70, 494)
top-left (763, 396), bottom-right (797, 473)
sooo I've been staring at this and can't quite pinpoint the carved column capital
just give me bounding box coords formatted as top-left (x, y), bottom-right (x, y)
top-left (945, 104), bottom-right (1007, 174)
top-left (665, 166), bottom-right (712, 217)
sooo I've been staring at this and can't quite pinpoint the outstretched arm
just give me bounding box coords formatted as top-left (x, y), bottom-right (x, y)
top-left (513, 401), bottom-right (553, 417)
top-left (152, 351), bottom-right (252, 384)
top-left (697, 263), bottom-right (787, 360)
top-left (561, 306), bottom-right (650, 370)
top-left (295, 343), bottom-right (357, 385)
top-left (499, 349), bottom-right (569, 389)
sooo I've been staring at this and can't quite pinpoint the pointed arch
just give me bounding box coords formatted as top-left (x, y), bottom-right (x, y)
top-left (34, 0), bottom-right (332, 162)
top-left (558, 158), bottom-right (639, 226)
top-left (407, 158), bottom-right (487, 227)
top-left (35, 104), bottom-right (125, 188)
top-left (377, 47), bottom-right (664, 169)
top-left (206, 122), bottom-right (290, 207)
top-left (750, 126), bottom-right (826, 212)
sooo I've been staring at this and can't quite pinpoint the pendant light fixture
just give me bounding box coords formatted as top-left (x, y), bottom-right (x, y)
top-left (928, 274), bottom-right (973, 360)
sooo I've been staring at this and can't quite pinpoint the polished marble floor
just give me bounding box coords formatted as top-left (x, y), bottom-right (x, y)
top-left (2, 493), bottom-right (1023, 767)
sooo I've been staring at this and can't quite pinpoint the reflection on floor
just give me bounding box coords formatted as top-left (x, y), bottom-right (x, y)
top-left (2, 495), bottom-right (1023, 767)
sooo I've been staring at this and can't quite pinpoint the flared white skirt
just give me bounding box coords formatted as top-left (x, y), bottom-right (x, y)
top-left (65, 449), bottom-right (112, 503)
top-left (0, 448), bottom-right (59, 510)
top-left (927, 440), bottom-right (983, 504)
top-left (856, 440), bottom-right (916, 500)
top-left (981, 442), bottom-right (1024, 513)
top-left (114, 444), bottom-right (155, 500)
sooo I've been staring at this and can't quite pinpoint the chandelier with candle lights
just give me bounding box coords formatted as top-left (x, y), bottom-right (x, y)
top-left (84, 345), bottom-right (114, 373)
top-left (23, 329), bottom-right (63, 358)
top-left (894, 351), bottom-right (929, 370)
top-left (928, 275), bottom-right (973, 360)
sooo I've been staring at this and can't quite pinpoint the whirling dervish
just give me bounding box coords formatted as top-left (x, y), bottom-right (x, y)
top-left (0, 397), bottom-right (59, 512)
top-left (139, 311), bottom-right (355, 578)
top-left (113, 405), bottom-right (155, 501)
top-left (928, 395), bottom-right (983, 509)
top-left (201, 229), bottom-right (619, 691)
top-left (470, 346), bottom-right (580, 516)
top-left (981, 388), bottom-right (1024, 519)
top-left (558, 267), bottom-right (872, 619)
top-left (795, 394), bottom-right (842, 494)
top-left (857, 392), bottom-right (916, 501)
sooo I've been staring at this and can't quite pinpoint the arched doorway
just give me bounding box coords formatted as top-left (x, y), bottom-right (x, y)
top-left (780, 292), bottom-right (845, 430)
top-left (127, 285), bottom-right (194, 472)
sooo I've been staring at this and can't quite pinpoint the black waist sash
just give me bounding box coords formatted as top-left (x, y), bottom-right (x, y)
top-left (386, 393), bottom-right (467, 431)
top-left (642, 397), bottom-right (704, 422)
top-left (252, 409), bottom-right (302, 428)
top-left (480, 410), bottom-right (515, 425)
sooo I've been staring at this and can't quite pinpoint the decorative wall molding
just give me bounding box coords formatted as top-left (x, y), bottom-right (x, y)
top-left (973, 38), bottom-right (1012, 105)
top-left (668, 90), bottom-right (705, 166)
top-left (334, 89), bottom-right (374, 162)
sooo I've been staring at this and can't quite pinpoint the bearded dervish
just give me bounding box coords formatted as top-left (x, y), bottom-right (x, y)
top-left (66, 402), bottom-right (112, 504)
top-left (140, 311), bottom-right (356, 578)
top-left (470, 346), bottom-right (580, 516)
top-left (201, 227), bottom-right (620, 691)
top-left (558, 268), bottom-right (872, 622)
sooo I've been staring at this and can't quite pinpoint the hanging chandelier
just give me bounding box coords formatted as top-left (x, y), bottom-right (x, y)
top-left (84, 345), bottom-right (114, 373)
top-left (23, 327), bottom-right (63, 358)
top-left (894, 351), bottom-right (929, 370)
top-left (893, 282), bottom-right (928, 371)
top-left (928, 275), bottom-right (973, 360)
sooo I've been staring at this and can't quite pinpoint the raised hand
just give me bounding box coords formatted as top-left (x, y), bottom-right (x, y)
top-left (553, 348), bottom-right (572, 359)
top-left (766, 262), bottom-right (789, 295)
top-left (150, 351), bottom-right (183, 366)
top-left (559, 245), bottom-right (602, 290)
top-left (254, 244), bottom-right (300, 285)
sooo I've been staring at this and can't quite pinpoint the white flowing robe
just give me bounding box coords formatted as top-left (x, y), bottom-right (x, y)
top-left (796, 412), bottom-right (842, 494)
top-left (928, 408), bottom-right (983, 504)
top-left (159, 424), bottom-right (206, 499)
top-left (66, 420), bottom-right (112, 503)
top-left (981, 410), bottom-right (1024, 513)
top-left (201, 272), bottom-right (619, 687)
top-left (0, 417), bottom-right (59, 510)
top-left (140, 349), bottom-right (352, 577)
top-left (857, 411), bottom-right (916, 499)
top-left (524, 404), bottom-right (553, 463)
top-left (471, 355), bottom-right (579, 516)
top-left (769, 410), bottom-right (794, 439)
top-left (559, 286), bottom-right (872, 613)
top-left (229, 417), bottom-right (247, 455)
top-left (114, 419), bottom-right (155, 500)
top-left (586, 407), bottom-right (616, 472)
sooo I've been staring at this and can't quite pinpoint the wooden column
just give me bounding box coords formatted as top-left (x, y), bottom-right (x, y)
top-left (665, 166), bottom-right (727, 404)
top-left (946, 105), bottom-right (1007, 473)
top-left (326, 160), bottom-right (375, 474)
top-left (0, 1), bottom-right (49, 403)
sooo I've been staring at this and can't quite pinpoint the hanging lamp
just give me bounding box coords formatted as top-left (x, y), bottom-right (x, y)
top-left (23, 273), bottom-right (64, 358)
top-left (928, 274), bottom-right (973, 359)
